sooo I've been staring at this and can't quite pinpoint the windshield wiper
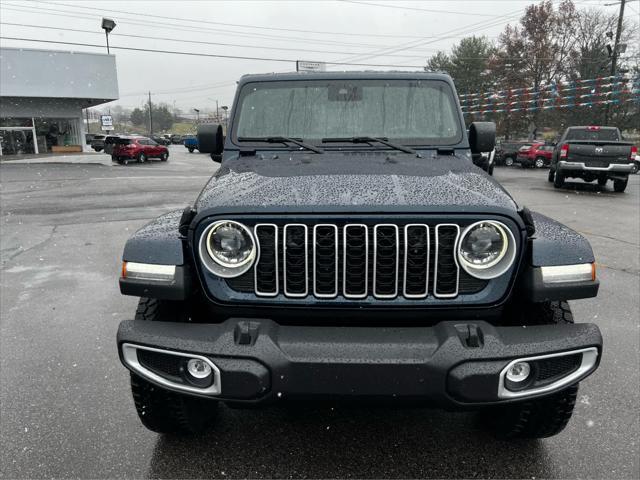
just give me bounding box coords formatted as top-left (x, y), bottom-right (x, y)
top-left (237, 136), bottom-right (324, 154)
top-left (321, 136), bottom-right (417, 155)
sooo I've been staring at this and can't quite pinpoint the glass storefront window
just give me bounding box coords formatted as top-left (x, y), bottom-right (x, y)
top-left (0, 117), bottom-right (33, 128)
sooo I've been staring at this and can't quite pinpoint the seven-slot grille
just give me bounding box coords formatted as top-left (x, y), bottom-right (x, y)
top-left (230, 222), bottom-right (488, 300)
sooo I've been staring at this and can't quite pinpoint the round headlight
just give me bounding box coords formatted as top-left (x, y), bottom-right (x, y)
top-left (458, 221), bottom-right (516, 279)
top-left (199, 220), bottom-right (256, 278)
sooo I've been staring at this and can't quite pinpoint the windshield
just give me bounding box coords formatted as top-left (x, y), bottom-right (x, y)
top-left (234, 79), bottom-right (462, 146)
top-left (566, 128), bottom-right (619, 141)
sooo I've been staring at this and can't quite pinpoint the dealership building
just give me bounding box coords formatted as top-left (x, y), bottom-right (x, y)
top-left (0, 47), bottom-right (119, 156)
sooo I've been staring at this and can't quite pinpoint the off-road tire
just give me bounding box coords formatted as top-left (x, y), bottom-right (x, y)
top-left (553, 171), bottom-right (565, 188)
top-left (548, 169), bottom-right (555, 182)
top-left (535, 157), bottom-right (545, 168)
top-left (481, 301), bottom-right (579, 439)
top-left (130, 374), bottom-right (218, 435)
top-left (134, 297), bottom-right (191, 323)
top-left (130, 297), bottom-right (217, 434)
top-left (613, 177), bottom-right (628, 192)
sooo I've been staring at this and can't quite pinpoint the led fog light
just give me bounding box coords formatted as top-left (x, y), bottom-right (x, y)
top-left (187, 358), bottom-right (212, 379)
top-left (506, 361), bottom-right (531, 383)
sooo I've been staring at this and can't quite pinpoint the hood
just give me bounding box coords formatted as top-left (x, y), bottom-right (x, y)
top-left (194, 151), bottom-right (518, 215)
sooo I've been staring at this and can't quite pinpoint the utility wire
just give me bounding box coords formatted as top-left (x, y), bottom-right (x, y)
top-left (335, 8), bottom-right (524, 65)
top-left (340, 0), bottom-right (498, 16)
top-left (26, 0), bottom-right (494, 39)
top-left (0, 36), bottom-right (433, 68)
top-left (0, 2), bottom-right (501, 52)
top-left (0, 22), bottom-right (434, 59)
top-left (1, 23), bottom-right (586, 63)
top-left (2, 1), bottom-right (472, 51)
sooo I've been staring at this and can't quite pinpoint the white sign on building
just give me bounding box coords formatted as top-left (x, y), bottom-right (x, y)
top-left (100, 115), bottom-right (113, 131)
top-left (296, 61), bottom-right (326, 72)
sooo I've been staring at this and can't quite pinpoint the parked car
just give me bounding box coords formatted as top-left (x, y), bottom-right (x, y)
top-left (151, 135), bottom-right (171, 146)
top-left (548, 126), bottom-right (637, 192)
top-left (117, 71), bottom-right (602, 439)
top-left (170, 134), bottom-right (183, 144)
top-left (90, 134), bottom-right (106, 152)
top-left (495, 141), bottom-right (529, 166)
top-left (515, 142), bottom-right (554, 168)
top-left (104, 135), bottom-right (120, 155)
top-left (111, 136), bottom-right (169, 165)
top-left (183, 135), bottom-right (199, 152)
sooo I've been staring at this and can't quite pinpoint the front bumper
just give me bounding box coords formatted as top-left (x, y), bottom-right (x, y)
top-left (117, 318), bottom-right (602, 408)
top-left (558, 160), bottom-right (635, 173)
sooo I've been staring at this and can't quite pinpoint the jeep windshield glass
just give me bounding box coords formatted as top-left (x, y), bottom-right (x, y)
top-left (233, 79), bottom-right (463, 147)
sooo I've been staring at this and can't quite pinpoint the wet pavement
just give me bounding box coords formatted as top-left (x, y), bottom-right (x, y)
top-left (1, 146), bottom-right (638, 479)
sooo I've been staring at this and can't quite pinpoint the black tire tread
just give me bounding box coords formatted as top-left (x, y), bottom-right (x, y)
top-left (482, 301), bottom-right (579, 439)
top-left (130, 373), bottom-right (217, 435)
top-left (130, 297), bottom-right (216, 434)
top-left (613, 177), bottom-right (628, 192)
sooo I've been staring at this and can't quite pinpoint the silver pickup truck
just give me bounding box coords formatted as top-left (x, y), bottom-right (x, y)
top-left (548, 126), bottom-right (637, 192)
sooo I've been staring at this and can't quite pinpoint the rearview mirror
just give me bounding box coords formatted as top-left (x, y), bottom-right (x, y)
top-left (197, 124), bottom-right (224, 155)
top-left (468, 122), bottom-right (496, 154)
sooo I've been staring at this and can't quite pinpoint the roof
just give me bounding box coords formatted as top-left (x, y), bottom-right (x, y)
top-left (237, 70), bottom-right (454, 84)
top-left (0, 47), bottom-right (119, 106)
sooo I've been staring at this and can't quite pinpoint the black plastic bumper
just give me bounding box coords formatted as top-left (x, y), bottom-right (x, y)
top-left (117, 318), bottom-right (602, 408)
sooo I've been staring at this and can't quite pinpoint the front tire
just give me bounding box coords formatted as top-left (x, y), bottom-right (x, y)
top-left (481, 301), bottom-right (579, 439)
top-left (553, 171), bottom-right (565, 188)
top-left (548, 169), bottom-right (555, 182)
top-left (130, 298), bottom-right (217, 434)
top-left (160, 152), bottom-right (168, 161)
top-left (130, 374), bottom-right (218, 435)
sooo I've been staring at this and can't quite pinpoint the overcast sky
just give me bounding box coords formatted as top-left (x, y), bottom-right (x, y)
top-left (1, 0), bottom-right (637, 114)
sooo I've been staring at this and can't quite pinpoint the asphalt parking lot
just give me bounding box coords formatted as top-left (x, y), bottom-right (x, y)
top-left (1, 145), bottom-right (638, 479)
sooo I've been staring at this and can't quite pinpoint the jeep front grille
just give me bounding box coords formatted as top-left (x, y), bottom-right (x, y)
top-left (226, 222), bottom-right (488, 300)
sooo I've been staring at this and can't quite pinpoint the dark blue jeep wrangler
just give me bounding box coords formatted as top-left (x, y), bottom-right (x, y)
top-left (117, 72), bottom-right (601, 438)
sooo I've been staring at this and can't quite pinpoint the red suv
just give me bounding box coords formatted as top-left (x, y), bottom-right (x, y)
top-left (112, 136), bottom-right (169, 165)
top-left (515, 142), bottom-right (554, 168)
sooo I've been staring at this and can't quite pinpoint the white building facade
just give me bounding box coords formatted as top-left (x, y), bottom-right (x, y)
top-left (0, 47), bottom-right (119, 156)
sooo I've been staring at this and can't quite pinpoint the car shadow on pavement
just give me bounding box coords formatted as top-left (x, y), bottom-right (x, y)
top-left (146, 404), bottom-right (555, 479)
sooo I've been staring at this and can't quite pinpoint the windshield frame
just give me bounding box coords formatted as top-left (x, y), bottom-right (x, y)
top-left (230, 78), bottom-right (465, 151)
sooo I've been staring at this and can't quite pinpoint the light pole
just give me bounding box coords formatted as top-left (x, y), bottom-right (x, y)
top-left (101, 18), bottom-right (116, 54)
top-left (193, 108), bottom-right (200, 124)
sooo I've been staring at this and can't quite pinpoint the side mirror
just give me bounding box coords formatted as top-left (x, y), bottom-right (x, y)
top-left (197, 123), bottom-right (224, 155)
top-left (468, 121), bottom-right (496, 154)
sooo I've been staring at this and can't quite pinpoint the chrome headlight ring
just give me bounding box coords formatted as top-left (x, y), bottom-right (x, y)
top-left (457, 220), bottom-right (516, 280)
top-left (198, 220), bottom-right (257, 278)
